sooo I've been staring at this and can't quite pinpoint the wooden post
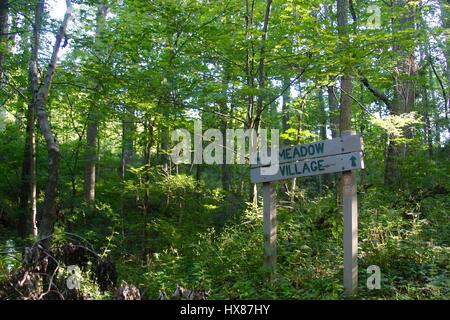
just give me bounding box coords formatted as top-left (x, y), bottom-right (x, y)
top-left (263, 181), bottom-right (277, 275)
top-left (252, 133), bottom-right (363, 289)
top-left (341, 130), bottom-right (358, 296)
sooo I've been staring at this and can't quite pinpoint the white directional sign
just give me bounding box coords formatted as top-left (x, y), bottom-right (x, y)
top-left (252, 134), bottom-right (363, 168)
top-left (253, 131), bottom-right (364, 296)
top-left (251, 151), bottom-right (364, 183)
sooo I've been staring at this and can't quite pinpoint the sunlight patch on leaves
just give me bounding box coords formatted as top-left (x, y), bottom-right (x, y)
top-left (369, 112), bottom-right (423, 138)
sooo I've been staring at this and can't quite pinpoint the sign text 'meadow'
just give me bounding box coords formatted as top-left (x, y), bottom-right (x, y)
top-left (253, 134), bottom-right (363, 168)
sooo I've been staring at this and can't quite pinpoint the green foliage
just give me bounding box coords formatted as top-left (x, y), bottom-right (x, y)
top-left (0, 0), bottom-right (448, 301)
top-left (369, 112), bottom-right (423, 140)
top-left (114, 185), bottom-right (448, 300)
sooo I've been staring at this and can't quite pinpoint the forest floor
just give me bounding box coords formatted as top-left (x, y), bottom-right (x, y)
top-left (1, 179), bottom-right (448, 300)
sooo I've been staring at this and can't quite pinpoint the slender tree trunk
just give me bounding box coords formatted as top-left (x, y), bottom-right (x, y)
top-left (220, 66), bottom-right (231, 192)
top-left (324, 4), bottom-right (339, 138)
top-left (84, 117), bottom-right (97, 202)
top-left (337, 0), bottom-right (352, 133)
top-left (142, 118), bottom-right (153, 257)
top-left (327, 81), bottom-right (339, 138)
top-left (0, 0), bottom-right (7, 79)
top-left (161, 107), bottom-right (170, 173)
top-left (27, 2), bottom-right (38, 238)
top-left (195, 164), bottom-right (202, 182)
top-left (220, 123), bottom-right (231, 191)
top-left (249, 0), bottom-right (272, 205)
top-left (84, 3), bottom-right (107, 204)
top-left (337, 0), bottom-right (353, 207)
top-left (18, 0), bottom-right (42, 238)
top-left (244, 0), bottom-right (255, 130)
top-left (67, 113), bottom-right (86, 230)
top-left (424, 109), bottom-right (433, 159)
top-left (254, 0), bottom-right (272, 131)
top-left (421, 82), bottom-right (432, 158)
top-left (318, 88), bottom-right (330, 189)
top-left (420, 44), bottom-right (433, 159)
top-left (427, 56), bottom-right (441, 150)
top-left (282, 75), bottom-right (297, 201)
top-left (121, 107), bottom-right (135, 178)
top-left (244, 0), bottom-right (257, 203)
top-left (34, 0), bottom-right (72, 245)
top-left (19, 102), bottom-right (37, 238)
top-left (281, 75), bottom-right (291, 143)
top-left (319, 88), bottom-right (328, 140)
top-left (440, 0), bottom-right (449, 93)
top-left (439, 0), bottom-right (450, 134)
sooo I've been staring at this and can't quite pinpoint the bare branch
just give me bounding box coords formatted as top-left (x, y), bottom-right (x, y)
top-left (359, 74), bottom-right (393, 110)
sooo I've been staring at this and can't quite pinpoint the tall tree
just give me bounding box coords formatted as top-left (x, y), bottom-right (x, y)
top-left (337, 0), bottom-right (353, 133)
top-left (439, 0), bottom-right (449, 134)
top-left (254, 0), bottom-right (272, 131)
top-left (384, 1), bottom-right (417, 185)
top-left (359, 1), bottom-right (419, 186)
top-left (250, 0), bottom-right (272, 204)
top-left (281, 75), bottom-right (291, 143)
top-left (328, 83), bottom-right (339, 138)
top-left (121, 106), bottom-right (135, 178)
top-left (84, 3), bottom-right (108, 203)
top-left (19, 0), bottom-right (41, 237)
top-left (324, 4), bottom-right (339, 139)
top-left (220, 64), bottom-right (232, 192)
top-left (30, 0), bottom-right (73, 243)
top-left (0, 0), bottom-right (7, 79)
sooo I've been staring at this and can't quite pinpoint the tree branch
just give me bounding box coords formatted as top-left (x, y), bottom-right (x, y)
top-left (1, 80), bottom-right (27, 101)
top-left (337, 85), bottom-right (371, 114)
top-left (428, 55), bottom-right (448, 124)
top-left (38, 0), bottom-right (73, 105)
top-left (359, 73), bottom-right (393, 110)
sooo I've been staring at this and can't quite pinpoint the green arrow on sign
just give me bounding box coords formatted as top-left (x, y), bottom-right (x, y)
top-left (350, 155), bottom-right (357, 167)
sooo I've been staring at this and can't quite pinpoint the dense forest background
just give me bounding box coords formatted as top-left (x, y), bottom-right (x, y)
top-left (0, 0), bottom-right (448, 300)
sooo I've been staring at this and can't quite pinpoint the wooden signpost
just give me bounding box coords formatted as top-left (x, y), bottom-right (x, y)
top-left (251, 131), bottom-right (364, 296)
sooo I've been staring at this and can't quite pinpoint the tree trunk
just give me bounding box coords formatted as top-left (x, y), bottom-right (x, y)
top-left (0, 0), bottom-right (7, 79)
top-left (281, 75), bottom-right (291, 144)
top-left (318, 88), bottom-right (331, 190)
top-left (385, 1), bottom-right (417, 186)
top-left (84, 3), bottom-right (107, 204)
top-left (254, 0), bottom-right (272, 131)
top-left (337, 0), bottom-right (353, 207)
top-left (244, 0), bottom-right (255, 130)
top-left (18, 0), bottom-right (42, 238)
top-left (337, 0), bottom-right (352, 133)
top-left (439, 0), bottom-right (450, 134)
top-left (250, 0), bottom-right (272, 205)
top-left (220, 66), bottom-right (231, 192)
top-left (220, 122), bottom-right (231, 191)
top-left (19, 101), bottom-right (37, 238)
top-left (245, 0), bottom-right (256, 203)
top-left (327, 80), bottom-right (339, 138)
top-left (282, 75), bottom-right (297, 201)
top-left (84, 118), bottom-right (97, 203)
top-left (324, 4), bottom-right (339, 138)
top-left (161, 107), bottom-right (170, 173)
top-left (142, 118), bottom-right (153, 257)
top-left (32, 0), bottom-right (72, 244)
top-left (420, 44), bottom-right (433, 159)
top-left (318, 88), bottom-right (327, 140)
top-left (121, 107), bottom-right (135, 178)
